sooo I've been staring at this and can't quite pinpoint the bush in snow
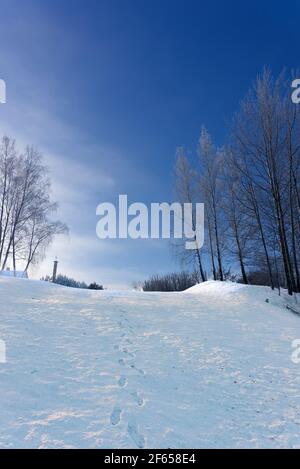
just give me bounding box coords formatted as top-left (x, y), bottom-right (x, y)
top-left (88, 282), bottom-right (103, 290)
top-left (143, 271), bottom-right (199, 292)
top-left (42, 274), bottom-right (104, 290)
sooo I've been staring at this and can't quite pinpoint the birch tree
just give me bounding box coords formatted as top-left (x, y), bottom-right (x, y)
top-left (0, 136), bottom-right (67, 273)
top-left (174, 147), bottom-right (206, 281)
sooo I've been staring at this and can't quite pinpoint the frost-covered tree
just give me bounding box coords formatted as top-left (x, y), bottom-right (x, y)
top-left (0, 136), bottom-right (68, 273)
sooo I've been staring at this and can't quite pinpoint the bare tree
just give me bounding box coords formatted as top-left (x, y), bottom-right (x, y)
top-left (171, 69), bottom-right (300, 295)
top-left (174, 147), bottom-right (206, 282)
top-left (232, 69), bottom-right (300, 294)
top-left (198, 127), bottom-right (226, 281)
top-left (22, 211), bottom-right (67, 273)
top-left (0, 136), bottom-right (68, 273)
top-left (0, 137), bottom-right (18, 265)
top-left (222, 149), bottom-right (256, 284)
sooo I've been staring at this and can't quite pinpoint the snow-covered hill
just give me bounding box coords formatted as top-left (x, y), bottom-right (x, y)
top-left (0, 277), bottom-right (299, 448)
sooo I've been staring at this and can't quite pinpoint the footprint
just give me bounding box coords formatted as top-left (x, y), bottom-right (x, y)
top-left (118, 376), bottom-right (127, 387)
top-left (132, 391), bottom-right (144, 407)
top-left (130, 364), bottom-right (145, 376)
top-left (122, 348), bottom-right (135, 358)
top-left (128, 423), bottom-right (145, 448)
top-left (119, 358), bottom-right (126, 366)
top-left (110, 406), bottom-right (121, 426)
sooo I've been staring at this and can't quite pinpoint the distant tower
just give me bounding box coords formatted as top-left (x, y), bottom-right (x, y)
top-left (52, 257), bottom-right (58, 282)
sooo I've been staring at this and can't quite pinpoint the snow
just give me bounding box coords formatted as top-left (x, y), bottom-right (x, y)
top-left (185, 279), bottom-right (246, 295)
top-left (0, 277), bottom-right (300, 448)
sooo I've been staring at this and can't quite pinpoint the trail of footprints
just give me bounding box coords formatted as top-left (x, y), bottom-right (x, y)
top-left (110, 309), bottom-right (146, 448)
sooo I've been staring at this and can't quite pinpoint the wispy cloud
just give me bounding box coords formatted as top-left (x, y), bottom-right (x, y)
top-left (0, 2), bottom-right (176, 288)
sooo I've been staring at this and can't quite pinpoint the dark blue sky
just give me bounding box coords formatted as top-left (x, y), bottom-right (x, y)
top-left (0, 0), bottom-right (299, 286)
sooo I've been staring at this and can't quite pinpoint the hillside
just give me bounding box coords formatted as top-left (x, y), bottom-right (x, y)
top-left (0, 277), bottom-right (299, 448)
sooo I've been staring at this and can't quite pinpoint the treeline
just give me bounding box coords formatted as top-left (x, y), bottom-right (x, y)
top-left (0, 137), bottom-right (67, 273)
top-left (42, 274), bottom-right (103, 290)
top-left (175, 69), bottom-right (300, 295)
top-left (143, 271), bottom-right (199, 292)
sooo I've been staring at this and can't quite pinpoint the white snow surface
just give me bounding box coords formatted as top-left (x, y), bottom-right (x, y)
top-left (0, 277), bottom-right (300, 449)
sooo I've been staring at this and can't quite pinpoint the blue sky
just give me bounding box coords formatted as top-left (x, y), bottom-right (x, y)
top-left (0, 0), bottom-right (299, 287)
